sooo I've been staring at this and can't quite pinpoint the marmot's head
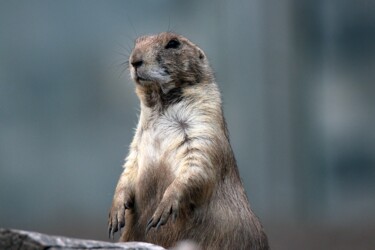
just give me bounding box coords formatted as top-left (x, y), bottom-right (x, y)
top-left (129, 32), bottom-right (213, 93)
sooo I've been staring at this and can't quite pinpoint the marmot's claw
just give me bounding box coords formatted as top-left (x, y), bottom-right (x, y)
top-left (145, 195), bottom-right (179, 234)
top-left (108, 201), bottom-right (127, 239)
top-left (145, 217), bottom-right (156, 234)
top-left (108, 215), bottom-right (118, 239)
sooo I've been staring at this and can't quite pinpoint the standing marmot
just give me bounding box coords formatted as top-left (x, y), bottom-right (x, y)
top-left (108, 32), bottom-right (269, 250)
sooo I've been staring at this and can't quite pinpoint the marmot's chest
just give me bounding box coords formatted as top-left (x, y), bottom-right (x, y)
top-left (137, 115), bottom-right (187, 176)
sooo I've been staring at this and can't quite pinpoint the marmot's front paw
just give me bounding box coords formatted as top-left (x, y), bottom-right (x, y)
top-left (108, 192), bottom-right (133, 239)
top-left (146, 192), bottom-right (179, 234)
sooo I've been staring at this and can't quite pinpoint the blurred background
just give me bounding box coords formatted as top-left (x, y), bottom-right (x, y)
top-left (1, 0), bottom-right (374, 249)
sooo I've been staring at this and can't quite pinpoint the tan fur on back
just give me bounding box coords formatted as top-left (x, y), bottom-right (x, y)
top-left (108, 32), bottom-right (269, 250)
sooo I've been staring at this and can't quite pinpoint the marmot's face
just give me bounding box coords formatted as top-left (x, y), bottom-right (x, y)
top-left (129, 32), bottom-right (208, 93)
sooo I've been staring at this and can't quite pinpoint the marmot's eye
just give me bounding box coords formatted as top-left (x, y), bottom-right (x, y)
top-left (165, 39), bottom-right (180, 49)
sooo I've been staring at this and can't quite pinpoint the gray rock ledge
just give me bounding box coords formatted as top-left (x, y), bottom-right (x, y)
top-left (0, 228), bottom-right (166, 250)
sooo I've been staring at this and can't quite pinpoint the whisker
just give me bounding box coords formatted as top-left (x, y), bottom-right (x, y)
top-left (168, 16), bottom-right (171, 32)
top-left (118, 65), bottom-right (129, 79)
top-left (112, 60), bottom-right (129, 70)
top-left (116, 42), bottom-right (131, 55)
top-left (126, 15), bottom-right (138, 38)
top-left (115, 51), bottom-right (129, 58)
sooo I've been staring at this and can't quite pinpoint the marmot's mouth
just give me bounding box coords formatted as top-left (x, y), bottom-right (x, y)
top-left (136, 76), bottom-right (147, 81)
top-left (135, 75), bottom-right (154, 85)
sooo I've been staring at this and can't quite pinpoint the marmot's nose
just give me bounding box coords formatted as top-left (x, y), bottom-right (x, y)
top-left (131, 59), bottom-right (143, 69)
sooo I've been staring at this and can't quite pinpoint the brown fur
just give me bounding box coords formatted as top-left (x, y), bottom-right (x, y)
top-left (108, 32), bottom-right (269, 250)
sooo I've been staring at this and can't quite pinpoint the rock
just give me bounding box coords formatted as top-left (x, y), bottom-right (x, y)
top-left (0, 228), bottom-right (166, 250)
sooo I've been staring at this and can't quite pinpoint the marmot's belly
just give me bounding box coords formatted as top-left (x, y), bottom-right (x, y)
top-left (126, 181), bottom-right (253, 248)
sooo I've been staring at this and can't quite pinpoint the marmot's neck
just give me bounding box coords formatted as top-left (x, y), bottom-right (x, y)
top-left (135, 81), bottom-right (215, 111)
top-left (137, 80), bottom-right (225, 136)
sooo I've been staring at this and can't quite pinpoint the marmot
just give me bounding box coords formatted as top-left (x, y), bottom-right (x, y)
top-left (108, 32), bottom-right (269, 250)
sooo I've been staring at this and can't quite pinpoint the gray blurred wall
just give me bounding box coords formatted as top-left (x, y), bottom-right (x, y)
top-left (1, 1), bottom-right (375, 249)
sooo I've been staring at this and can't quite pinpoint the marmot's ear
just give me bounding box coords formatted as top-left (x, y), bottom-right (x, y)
top-left (198, 49), bottom-right (205, 60)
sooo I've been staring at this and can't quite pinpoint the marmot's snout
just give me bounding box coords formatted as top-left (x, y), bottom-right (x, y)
top-left (131, 58), bottom-right (143, 69)
top-left (129, 43), bottom-right (172, 87)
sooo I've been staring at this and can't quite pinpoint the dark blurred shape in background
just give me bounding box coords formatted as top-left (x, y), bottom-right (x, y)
top-left (0, 1), bottom-right (374, 249)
